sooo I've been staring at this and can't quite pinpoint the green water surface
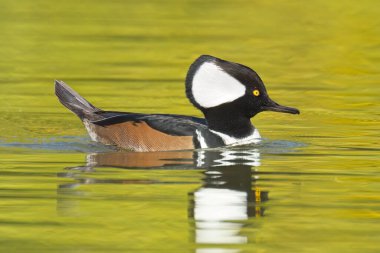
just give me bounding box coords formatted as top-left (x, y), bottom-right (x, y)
top-left (0, 1), bottom-right (379, 252)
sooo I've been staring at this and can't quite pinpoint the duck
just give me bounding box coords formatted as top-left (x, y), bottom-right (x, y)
top-left (55, 55), bottom-right (299, 152)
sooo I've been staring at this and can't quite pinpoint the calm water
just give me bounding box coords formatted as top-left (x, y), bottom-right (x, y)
top-left (1, 1), bottom-right (379, 252)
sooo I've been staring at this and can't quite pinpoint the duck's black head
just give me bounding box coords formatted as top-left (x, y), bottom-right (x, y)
top-left (185, 55), bottom-right (300, 137)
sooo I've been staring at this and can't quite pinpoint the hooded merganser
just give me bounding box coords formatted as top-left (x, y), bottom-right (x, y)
top-left (55, 55), bottom-right (299, 152)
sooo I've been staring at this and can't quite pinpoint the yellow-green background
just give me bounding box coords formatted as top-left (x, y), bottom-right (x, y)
top-left (0, 1), bottom-right (379, 252)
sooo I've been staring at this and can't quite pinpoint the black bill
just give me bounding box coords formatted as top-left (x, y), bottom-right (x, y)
top-left (261, 100), bottom-right (300, 114)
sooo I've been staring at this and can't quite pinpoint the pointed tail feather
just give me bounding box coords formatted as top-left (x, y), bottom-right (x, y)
top-left (55, 80), bottom-right (101, 120)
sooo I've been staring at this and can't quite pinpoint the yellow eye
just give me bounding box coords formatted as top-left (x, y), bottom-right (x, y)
top-left (253, 89), bottom-right (260, 96)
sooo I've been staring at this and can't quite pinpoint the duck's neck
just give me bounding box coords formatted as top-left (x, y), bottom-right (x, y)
top-left (203, 106), bottom-right (254, 138)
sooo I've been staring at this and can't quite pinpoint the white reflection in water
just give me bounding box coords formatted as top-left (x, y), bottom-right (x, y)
top-left (194, 188), bottom-right (248, 244)
top-left (196, 248), bottom-right (241, 253)
top-left (192, 148), bottom-right (265, 250)
top-left (197, 149), bottom-right (260, 167)
top-left (195, 188), bottom-right (248, 221)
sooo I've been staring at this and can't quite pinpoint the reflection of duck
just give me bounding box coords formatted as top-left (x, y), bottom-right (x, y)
top-left (86, 151), bottom-right (195, 168)
top-left (57, 148), bottom-right (269, 251)
top-left (56, 150), bottom-right (196, 215)
top-left (56, 55), bottom-right (299, 152)
top-left (58, 150), bottom-right (267, 248)
top-left (59, 147), bottom-right (261, 174)
top-left (189, 150), bottom-right (268, 247)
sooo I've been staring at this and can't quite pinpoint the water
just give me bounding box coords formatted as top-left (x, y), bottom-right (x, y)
top-left (1, 1), bottom-right (379, 252)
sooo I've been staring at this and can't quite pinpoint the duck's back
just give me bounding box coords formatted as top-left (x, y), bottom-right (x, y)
top-left (85, 112), bottom-right (208, 151)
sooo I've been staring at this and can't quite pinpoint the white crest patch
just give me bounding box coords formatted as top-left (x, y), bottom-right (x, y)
top-left (192, 62), bottom-right (246, 108)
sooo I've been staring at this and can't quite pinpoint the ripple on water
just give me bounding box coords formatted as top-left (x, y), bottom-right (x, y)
top-left (0, 136), bottom-right (116, 153)
top-left (0, 136), bottom-right (305, 155)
